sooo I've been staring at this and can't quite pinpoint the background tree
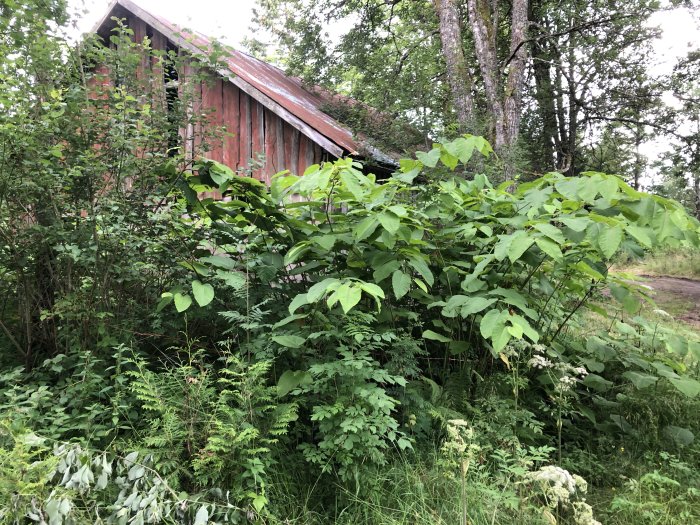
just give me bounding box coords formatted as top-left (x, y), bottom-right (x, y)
top-left (525, 0), bottom-right (668, 176)
top-left (653, 50), bottom-right (700, 218)
top-left (250, 0), bottom-right (691, 180)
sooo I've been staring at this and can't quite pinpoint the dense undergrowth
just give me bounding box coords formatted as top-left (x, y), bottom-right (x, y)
top-left (2, 7), bottom-right (700, 525)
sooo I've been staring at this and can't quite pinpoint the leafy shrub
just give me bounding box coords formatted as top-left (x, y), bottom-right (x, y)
top-left (167, 137), bottom-right (699, 480)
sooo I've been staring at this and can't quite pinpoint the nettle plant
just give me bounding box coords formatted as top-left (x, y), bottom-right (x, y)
top-left (168, 135), bottom-right (700, 474)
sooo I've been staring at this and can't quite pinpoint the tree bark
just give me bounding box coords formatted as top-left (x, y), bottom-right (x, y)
top-left (503, 0), bottom-right (529, 147)
top-left (466, 0), bottom-right (504, 148)
top-left (466, 0), bottom-right (529, 166)
top-left (433, 0), bottom-right (476, 132)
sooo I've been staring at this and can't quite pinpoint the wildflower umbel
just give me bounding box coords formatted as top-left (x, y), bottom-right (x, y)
top-left (528, 355), bottom-right (553, 369)
top-left (524, 466), bottom-right (601, 525)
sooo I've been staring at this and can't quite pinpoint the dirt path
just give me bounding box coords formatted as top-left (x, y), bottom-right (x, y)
top-left (640, 275), bottom-right (700, 328)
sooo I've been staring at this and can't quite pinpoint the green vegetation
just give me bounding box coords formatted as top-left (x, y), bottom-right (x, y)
top-left (2, 2), bottom-right (700, 524)
top-left (621, 248), bottom-right (700, 280)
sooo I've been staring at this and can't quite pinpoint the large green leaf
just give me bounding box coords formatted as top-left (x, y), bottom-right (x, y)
top-left (284, 242), bottom-right (311, 265)
top-left (174, 293), bottom-right (192, 313)
top-left (191, 280), bottom-right (215, 307)
top-left (328, 283), bottom-right (362, 313)
top-left (533, 223), bottom-right (565, 244)
top-left (443, 137), bottom-right (475, 163)
top-left (307, 278), bottom-right (339, 303)
top-left (583, 374), bottom-right (614, 392)
top-left (494, 235), bottom-right (511, 261)
top-left (200, 254), bottom-right (236, 270)
top-left (340, 169), bottom-right (367, 200)
top-left (560, 217), bottom-right (589, 232)
top-left (374, 260), bottom-right (401, 282)
top-left (194, 506), bottom-right (209, 525)
top-left (460, 296), bottom-right (497, 317)
top-left (555, 179), bottom-right (580, 200)
top-left (422, 330), bottom-right (451, 343)
top-left (378, 211), bottom-right (401, 234)
top-left (277, 370), bottom-right (312, 396)
top-left (480, 309), bottom-right (503, 338)
top-left (626, 224), bottom-right (652, 248)
top-left (416, 147), bottom-right (441, 167)
top-left (669, 377), bottom-right (700, 398)
top-left (508, 233), bottom-right (534, 263)
top-left (663, 425), bottom-right (695, 447)
top-left (288, 293), bottom-right (310, 314)
top-left (535, 237), bottom-right (563, 261)
top-left (598, 226), bottom-right (623, 259)
top-left (622, 371), bottom-right (658, 390)
top-left (355, 216), bottom-right (380, 241)
top-left (408, 256), bottom-right (434, 286)
top-left (392, 270), bottom-right (411, 299)
top-left (272, 335), bottom-right (306, 348)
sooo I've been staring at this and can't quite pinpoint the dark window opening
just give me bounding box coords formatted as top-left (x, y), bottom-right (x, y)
top-left (164, 41), bottom-right (180, 157)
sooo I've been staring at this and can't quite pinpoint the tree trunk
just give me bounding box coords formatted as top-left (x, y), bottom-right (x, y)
top-left (503, 0), bottom-right (529, 146)
top-left (466, 0), bottom-right (529, 171)
top-left (632, 123), bottom-right (643, 190)
top-left (529, 1), bottom-right (558, 171)
top-left (466, 0), bottom-right (505, 148)
top-left (433, 0), bottom-right (476, 132)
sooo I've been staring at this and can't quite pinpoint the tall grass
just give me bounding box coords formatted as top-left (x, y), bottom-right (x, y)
top-left (265, 451), bottom-right (543, 525)
top-left (622, 248), bottom-right (700, 279)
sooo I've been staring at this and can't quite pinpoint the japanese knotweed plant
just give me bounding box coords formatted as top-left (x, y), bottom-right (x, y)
top-left (168, 135), bottom-right (700, 474)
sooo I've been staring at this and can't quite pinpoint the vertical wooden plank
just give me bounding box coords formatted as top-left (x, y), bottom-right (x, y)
top-left (291, 128), bottom-right (300, 175)
top-left (250, 100), bottom-right (264, 180)
top-left (179, 60), bottom-right (201, 167)
top-left (250, 100), bottom-right (259, 176)
top-left (131, 16), bottom-right (146, 44)
top-left (239, 91), bottom-right (251, 171)
top-left (129, 17), bottom-right (148, 81)
top-left (306, 139), bottom-right (316, 170)
top-left (297, 135), bottom-right (309, 176)
top-left (222, 83), bottom-right (240, 172)
top-left (178, 61), bottom-right (191, 162)
top-left (201, 77), bottom-right (224, 163)
top-left (150, 29), bottom-right (166, 52)
top-left (312, 144), bottom-right (321, 165)
top-left (194, 78), bottom-right (203, 161)
top-left (263, 109), bottom-right (277, 183)
top-left (283, 122), bottom-right (293, 173)
top-left (275, 113), bottom-right (285, 174)
top-left (149, 30), bottom-right (166, 113)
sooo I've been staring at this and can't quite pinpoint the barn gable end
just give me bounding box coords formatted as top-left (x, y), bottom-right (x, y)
top-left (91, 0), bottom-right (397, 184)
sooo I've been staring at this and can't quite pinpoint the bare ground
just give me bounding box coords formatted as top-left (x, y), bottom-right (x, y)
top-left (640, 275), bottom-right (700, 329)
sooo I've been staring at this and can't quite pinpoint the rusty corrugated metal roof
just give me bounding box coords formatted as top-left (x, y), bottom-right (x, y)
top-left (95, 0), bottom-right (397, 165)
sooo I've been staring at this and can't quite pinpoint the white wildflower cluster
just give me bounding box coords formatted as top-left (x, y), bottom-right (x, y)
top-left (554, 362), bottom-right (588, 393)
top-left (528, 355), bottom-right (553, 369)
top-left (441, 419), bottom-right (478, 460)
top-left (525, 465), bottom-right (580, 504)
top-left (524, 466), bottom-right (601, 525)
top-left (573, 501), bottom-right (601, 525)
top-left (558, 375), bottom-right (577, 391)
top-left (525, 345), bottom-right (588, 391)
top-left (533, 344), bottom-right (547, 354)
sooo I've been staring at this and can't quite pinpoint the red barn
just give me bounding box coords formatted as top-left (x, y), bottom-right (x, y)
top-left (91, 0), bottom-right (401, 184)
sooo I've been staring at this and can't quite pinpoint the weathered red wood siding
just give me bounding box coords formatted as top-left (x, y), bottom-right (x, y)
top-left (195, 82), bottom-right (328, 182)
top-left (107, 16), bottom-right (334, 185)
